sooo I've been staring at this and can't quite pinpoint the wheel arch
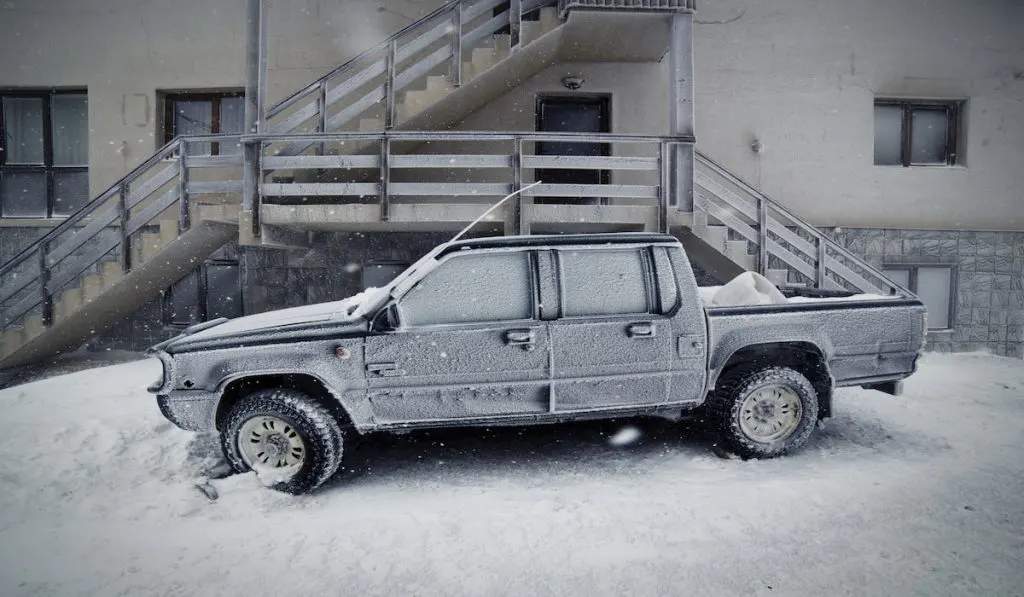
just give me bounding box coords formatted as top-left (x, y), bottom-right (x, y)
top-left (711, 341), bottom-right (834, 419)
top-left (214, 373), bottom-right (356, 432)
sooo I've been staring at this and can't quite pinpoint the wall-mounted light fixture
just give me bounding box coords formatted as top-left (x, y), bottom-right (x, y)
top-left (561, 76), bottom-right (585, 91)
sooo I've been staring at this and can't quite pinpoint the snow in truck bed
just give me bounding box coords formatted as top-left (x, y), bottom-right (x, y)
top-left (1, 353), bottom-right (1022, 596)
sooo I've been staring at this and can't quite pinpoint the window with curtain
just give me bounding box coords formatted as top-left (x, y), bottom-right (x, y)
top-left (164, 92), bottom-right (245, 156)
top-left (0, 90), bottom-right (89, 218)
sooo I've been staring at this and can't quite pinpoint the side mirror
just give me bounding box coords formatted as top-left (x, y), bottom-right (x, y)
top-left (372, 302), bottom-right (400, 332)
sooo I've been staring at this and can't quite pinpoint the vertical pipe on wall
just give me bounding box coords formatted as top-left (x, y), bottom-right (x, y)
top-left (668, 11), bottom-right (694, 214)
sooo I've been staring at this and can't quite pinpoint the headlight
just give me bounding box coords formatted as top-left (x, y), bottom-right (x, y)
top-left (147, 352), bottom-right (173, 394)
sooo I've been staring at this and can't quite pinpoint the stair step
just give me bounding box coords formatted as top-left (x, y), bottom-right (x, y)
top-left (23, 314), bottom-right (45, 340)
top-left (701, 225), bottom-right (729, 252)
top-left (1, 328), bottom-right (25, 359)
top-left (159, 219), bottom-right (179, 245)
top-left (766, 269), bottom-right (790, 286)
top-left (725, 240), bottom-right (751, 260)
top-left (133, 232), bottom-right (164, 265)
top-left (81, 273), bottom-right (106, 302)
top-left (54, 287), bottom-right (84, 321)
top-left (732, 253), bottom-right (756, 271)
top-left (359, 117), bottom-right (383, 132)
top-left (521, 8), bottom-right (560, 44)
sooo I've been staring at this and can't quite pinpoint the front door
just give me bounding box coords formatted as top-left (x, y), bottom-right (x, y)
top-left (548, 245), bottom-right (679, 411)
top-left (535, 96), bottom-right (609, 204)
top-left (364, 250), bottom-right (551, 424)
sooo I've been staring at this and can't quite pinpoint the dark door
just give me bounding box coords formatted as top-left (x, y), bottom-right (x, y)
top-left (363, 250), bottom-right (551, 424)
top-left (535, 96), bottom-right (609, 204)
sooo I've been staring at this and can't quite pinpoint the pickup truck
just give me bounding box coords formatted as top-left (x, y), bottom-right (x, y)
top-left (148, 233), bottom-right (927, 493)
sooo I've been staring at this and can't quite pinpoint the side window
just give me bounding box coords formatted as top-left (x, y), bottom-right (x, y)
top-left (399, 252), bottom-right (533, 327)
top-left (559, 248), bottom-right (649, 317)
top-left (652, 247), bottom-right (679, 313)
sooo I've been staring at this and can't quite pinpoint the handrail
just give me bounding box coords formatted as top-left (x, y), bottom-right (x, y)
top-left (256, 131), bottom-right (695, 144)
top-left (695, 150), bottom-right (903, 294)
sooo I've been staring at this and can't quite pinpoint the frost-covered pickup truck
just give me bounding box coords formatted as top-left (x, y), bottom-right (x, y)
top-left (148, 233), bottom-right (927, 493)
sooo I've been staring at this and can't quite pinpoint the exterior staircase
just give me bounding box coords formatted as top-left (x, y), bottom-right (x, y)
top-left (0, 0), bottom-right (902, 370)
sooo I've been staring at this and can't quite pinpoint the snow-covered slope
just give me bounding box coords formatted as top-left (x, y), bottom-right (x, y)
top-left (1, 354), bottom-right (1022, 596)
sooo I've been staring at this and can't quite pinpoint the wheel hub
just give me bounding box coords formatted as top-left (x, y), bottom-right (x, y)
top-left (738, 384), bottom-right (803, 443)
top-left (238, 416), bottom-right (306, 479)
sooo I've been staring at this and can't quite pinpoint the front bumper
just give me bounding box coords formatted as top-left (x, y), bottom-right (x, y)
top-left (156, 390), bottom-right (219, 432)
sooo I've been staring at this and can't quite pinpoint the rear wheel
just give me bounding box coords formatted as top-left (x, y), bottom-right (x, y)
top-left (707, 366), bottom-right (818, 458)
top-left (221, 389), bottom-right (344, 494)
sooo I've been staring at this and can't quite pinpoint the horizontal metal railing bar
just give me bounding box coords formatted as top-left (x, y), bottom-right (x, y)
top-left (694, 171), bottom-right (757, 221)
top-left (45, 204), bottom-right (120, 267)
top-left (390, 154), bottom-right (513, 168)
top-left (4, 289), bottom-right (42, 329)
top-left (326, 84), bottom-right (387, 131)
top-left (766, 217), bottom-right (817, 260)
top-left (187, 181), bottom-right (244, 195)
top-left (262, 182), bottom-right (380, 197)
top-left (184, 154), bottom-right (245, 168)
top-left (0, 138), bottom-right (180, 278)
top-left (395, 20), bottom-right (451, 65)
top-left (252, 131), bottom-right (694, 143)
top-left (522, 155), bottom-right (659, 170)
top-left (0, 269), bottom-right (37, 307)
top-left (262, 155), bottom-right (382, 169)
top-left (393, 44), bottom-right (454, 93)
top-left (461, 9), bottom-right (511, 50)
top-left (390, 182), bottom-right (512, 196)
top-left (523, 183), bottom-right (659, 199)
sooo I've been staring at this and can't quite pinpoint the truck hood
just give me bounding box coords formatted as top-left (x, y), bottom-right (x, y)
top-left (153, 288), bottom-right (387, 353)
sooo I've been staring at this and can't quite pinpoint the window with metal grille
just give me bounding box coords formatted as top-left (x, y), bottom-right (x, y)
top-left (874, 99), bottom-right (964, 167)
top-left (0, 90), bottom-right (89, 218)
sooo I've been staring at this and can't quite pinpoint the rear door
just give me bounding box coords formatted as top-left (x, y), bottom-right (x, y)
top-left (547, 245), bottom-right (678, 411)
top-left (363, 250), bottom-right (551, 424)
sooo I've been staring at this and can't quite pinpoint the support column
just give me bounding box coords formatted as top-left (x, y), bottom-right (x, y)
top-left (243, 0), bottom-right (267, 215)
top-left (668, 12), bottom-right (695, 215)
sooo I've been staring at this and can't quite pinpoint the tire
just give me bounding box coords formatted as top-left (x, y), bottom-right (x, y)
top-left (706, 366), bottom-right (819, 459)
top-left (221, 389), bottom-right (344, 494)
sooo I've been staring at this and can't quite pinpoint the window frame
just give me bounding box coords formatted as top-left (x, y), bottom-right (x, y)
top-left (882, 263), bottom-right (956, 331)
top-left (0, 88), bottom-right (89, 219)
top-left (554, 245), bottom-right (657, 320)
top-left (394, 249), bottom-right (539, 329)
top-left (162, 90), bottom-right (245, 155)
top-left (161, 258), bottom-right (243, 328)
top-left (874, 98), bottom-right (964, 168)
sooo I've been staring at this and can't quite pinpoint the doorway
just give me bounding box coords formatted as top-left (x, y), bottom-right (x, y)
top-left (535, 95), bottom-right (610, 205)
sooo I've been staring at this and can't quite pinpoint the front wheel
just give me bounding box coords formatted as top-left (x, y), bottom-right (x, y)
top-left (221, 389), bottom-right (344, 494)
top-left (706, 366), bottom-right (819, 459)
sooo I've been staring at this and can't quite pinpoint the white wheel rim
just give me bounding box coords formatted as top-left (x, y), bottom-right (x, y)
top-left (738, 384), bottom-right (803, 443)
top-left (238, 416), bottom-right (306, 479)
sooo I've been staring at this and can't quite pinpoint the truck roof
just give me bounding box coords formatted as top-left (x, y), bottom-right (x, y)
top-left (441, 232), bottom-right (679, 256)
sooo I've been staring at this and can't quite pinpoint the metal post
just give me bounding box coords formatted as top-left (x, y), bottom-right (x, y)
top-left (668, 12), bottom-right (694, 213)
top-left (243, 0), bottom-right (267, 225)
top-left (118, 183), bottom-right (131, 273)
top-left (249, 141), bottom-right (262, 237)
top-left (817, 237), bottom-right (828, 288)
top-left (178, 141), bottom-right (190, 233)
top-left (657, 142), bottom-right (670, 233)
top-left (451, 3), bottom-right (463, 88)
top-left (317, 80), bottom-right (328, 155)
top-left (38, 242), bottom-right (52, 327)
top-left (509, 0), bottom-right (522, 49)
top-left (380, 136), bottom-right (391, 222)
top-left (384, 40), bottom-right (397, 129)
top-left (757, 197), bottom-right (768, 276)
top-left (506, 137), bottom-right (525, 235)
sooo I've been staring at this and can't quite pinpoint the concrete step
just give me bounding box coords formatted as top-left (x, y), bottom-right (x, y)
top-left (1, 328), bottom-right (25, 359)
top-left (766, 269), bottom-right (790, 286)
top-left (522, 8), bottom-right (560, 44)
top-left (725, 240), bottom-right (751, 261)
top-left (53, 287), bottom-right (84, 322)
top-left (132, 232), bottom-right (165, 265)
top-left (195, 202), bottom-right (241, 225)
top-left (159, 219), bottom-right (179, 245)
top-left (731, 252), bottom-right (756, 272)
top-left (700, 225), bottom-right (729, 253)
top-left (81, 273), bottom-right (106, 302)
top-left (398, 75), bottom-right (453, 121)
top-left (359, 117), bottom-right (383, 132)
top-left (23, 314), bottom-right (45, 341)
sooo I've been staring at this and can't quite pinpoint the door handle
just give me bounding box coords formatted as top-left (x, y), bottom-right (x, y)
top-left (504, 329), bottom-right (537, 351)
top-left (627, 322), bottom-right (655, 338)
top-left (366, 362), bottom-right (405, 377)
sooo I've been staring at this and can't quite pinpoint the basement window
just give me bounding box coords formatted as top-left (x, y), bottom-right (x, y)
top-left (883, 265), bottom-right (954, 330)
top-left (163, 260), bottom-right (242, 327)
top-left (874, 99), bottom-right (964, 167)
top-left (0, 90), bottom-right (89, 218)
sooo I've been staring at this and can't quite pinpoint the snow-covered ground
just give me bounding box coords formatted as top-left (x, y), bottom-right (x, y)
top-left (1, 354), bottom-right (1022, 596)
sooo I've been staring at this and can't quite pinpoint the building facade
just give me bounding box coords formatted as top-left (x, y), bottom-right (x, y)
top-left (0, 0), bottom-right (1022, 365)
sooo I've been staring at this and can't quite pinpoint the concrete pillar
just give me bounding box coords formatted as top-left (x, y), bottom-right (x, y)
top-left (668, 12), bottom-right (695, 213)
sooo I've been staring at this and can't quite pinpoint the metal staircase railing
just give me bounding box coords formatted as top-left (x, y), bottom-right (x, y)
top-left (693, 150), bottom-right (904, 296)
top-left (557, 0), bottom-right (695, 17)
top-left (0, 135), bottom-right (242, 335)
top-left (265, 0), bottom-right (560, 154)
